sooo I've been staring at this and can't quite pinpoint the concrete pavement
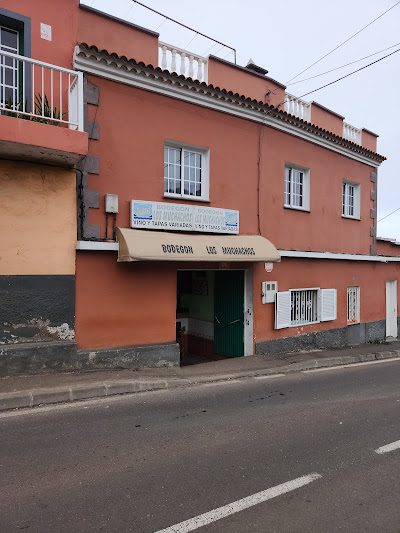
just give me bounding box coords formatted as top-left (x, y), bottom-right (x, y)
top-left (1, 341), bottom-right (400, 412)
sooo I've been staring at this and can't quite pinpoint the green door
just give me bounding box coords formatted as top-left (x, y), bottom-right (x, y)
top-left (214, 270), bottom-right (244, 357)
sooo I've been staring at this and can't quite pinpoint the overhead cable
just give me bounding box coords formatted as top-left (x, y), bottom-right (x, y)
top-left (298, 46), bottom-right (400, 99)
top-left (288, 41), bottom-right (400, 86)
top-left (286, 0), bottom-right (400, 84)
top-left (131, 0), bottom-right (237, 62)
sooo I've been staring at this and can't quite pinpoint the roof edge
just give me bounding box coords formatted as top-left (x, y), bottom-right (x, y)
top-left (79, 4), bottom-right (159, 37)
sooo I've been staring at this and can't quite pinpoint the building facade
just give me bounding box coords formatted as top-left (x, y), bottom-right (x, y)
top-left (1, 1), bottom-right (399, 374)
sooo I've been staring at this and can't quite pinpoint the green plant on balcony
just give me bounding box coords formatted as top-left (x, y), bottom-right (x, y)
top-left (2, 93), bottom-right (63, 126)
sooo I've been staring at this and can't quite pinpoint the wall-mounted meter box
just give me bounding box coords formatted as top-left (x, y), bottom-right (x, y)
top-left (262, 281), bottom-right (278, 304)
top-left (105, 194), bottom-right (119, 213)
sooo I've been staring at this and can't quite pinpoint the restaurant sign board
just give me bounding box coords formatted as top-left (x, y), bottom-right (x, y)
top-left (130, 200), bottom-right (239, 234)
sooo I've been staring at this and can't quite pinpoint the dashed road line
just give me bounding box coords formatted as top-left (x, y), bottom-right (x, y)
top-left (254, 374), bottom-right (286, 380)
top-left (154, 473), bottom-right (322, 533)
top-left (375, 439), bottom-right (400, 455)
top-left (302, 357), bottom-right (400, 374)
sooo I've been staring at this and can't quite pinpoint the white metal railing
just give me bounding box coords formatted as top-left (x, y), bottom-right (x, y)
top-left (284, 93), bottom-right (311, 121)
top-left (159, 42), bottom-right (208, 83)
top-left (0, 49), bottom-right (84, 131)
top-left (343, 122), bottom-right (362, 144)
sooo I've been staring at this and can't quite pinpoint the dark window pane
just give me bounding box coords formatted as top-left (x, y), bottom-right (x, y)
top-left (1, 29), bottom-right (18, 51)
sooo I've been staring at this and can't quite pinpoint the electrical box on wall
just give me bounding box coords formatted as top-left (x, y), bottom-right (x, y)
top-left (262, 281), bottom-right (278, 304)
top-left (105, 194), bottom-right (119, 213)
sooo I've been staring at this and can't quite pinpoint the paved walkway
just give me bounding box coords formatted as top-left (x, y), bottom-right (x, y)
top-left (1, 341), bottom-right (400, 411)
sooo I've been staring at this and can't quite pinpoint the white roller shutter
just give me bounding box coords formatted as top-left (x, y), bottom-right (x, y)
top-left (275, 291), bottom-right (291, 329)
top-left (319, 289), bottom-right (337, 322)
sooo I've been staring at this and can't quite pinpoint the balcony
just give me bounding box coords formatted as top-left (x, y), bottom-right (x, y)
top-left (159, 41), bottom-right (208, 83)
top-left (0, 50), bottom-right (87, 166)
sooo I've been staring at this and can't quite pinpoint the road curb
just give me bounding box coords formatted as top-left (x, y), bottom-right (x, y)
top-left (1, 350), bottom-right (399, 412)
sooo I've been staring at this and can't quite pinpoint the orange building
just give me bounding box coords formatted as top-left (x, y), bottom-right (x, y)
top-left (1, 1), bottom-right (399, 373)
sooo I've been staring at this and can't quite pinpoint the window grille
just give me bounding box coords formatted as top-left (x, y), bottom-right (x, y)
top-left (290, 289), bottom-right (318, 326)
top-left (347, 286), bottom-right (360, 323)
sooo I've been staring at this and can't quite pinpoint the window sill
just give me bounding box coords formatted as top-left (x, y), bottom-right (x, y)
top-left (164, 193), bottom-right (210, 203)
top-left (342, 215), bottom-right (361, 221)
top-left (284, 205), bottom-right (310, 213)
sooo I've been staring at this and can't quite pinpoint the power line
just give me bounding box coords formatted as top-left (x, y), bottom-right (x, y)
top-left (298, 46), bottom-right (400, 99)
top-left (131, 0), bottom-right (237, 63)
top-left (286, 0), bottom-right (400, 84)
top-left (287, 41), bottom-right (400, 86)
top-left (378, 207), bottom-right (400, 223)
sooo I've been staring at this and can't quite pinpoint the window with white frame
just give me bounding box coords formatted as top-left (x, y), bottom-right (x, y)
top-left (275, 288), bottom-right (337, 329)
top-left (347, 286), bottom-right (360, 323)
top-left (164, 144), bottom-right (209, 201)
top-left (284, 166), bottom-right (310, 210)
top-left (342, 181), bottom-right (360, 219)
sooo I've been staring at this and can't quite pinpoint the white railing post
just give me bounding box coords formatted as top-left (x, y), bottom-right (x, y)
top-left (284, 92), bottom-right (311, 121)
top-left (76, 71), bottom-right (84, 132)
top-left (343, 122), bottom-right (361, 144)
top-left (158, 41), bottom-right (208, 83)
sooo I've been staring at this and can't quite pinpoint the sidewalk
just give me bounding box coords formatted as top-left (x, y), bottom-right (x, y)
top-left (1, 341), bottom-right (400, 412)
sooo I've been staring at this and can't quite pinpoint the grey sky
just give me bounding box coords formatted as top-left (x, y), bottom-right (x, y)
top-left (82, 0), bottom-right (400, 240)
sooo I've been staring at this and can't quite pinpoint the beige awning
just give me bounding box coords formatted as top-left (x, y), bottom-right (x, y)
top-left (116, 228), bottom-right (280, 262)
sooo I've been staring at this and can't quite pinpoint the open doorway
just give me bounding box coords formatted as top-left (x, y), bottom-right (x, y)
top-left (176, 270), bottom-right (245, 365)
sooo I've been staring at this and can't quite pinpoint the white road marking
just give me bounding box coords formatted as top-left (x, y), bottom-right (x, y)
top-left (254, 374), bottom-right (285, 380)
top-left (155, 473), bottom-right (322, 533)
top-left (302, 357), bottom-right (400, 374)
top-left (375, 439), bottom-right (400, 455)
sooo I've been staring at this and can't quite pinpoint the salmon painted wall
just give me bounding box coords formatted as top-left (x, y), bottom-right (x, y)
top-left (0, 160), bottom-right (76, 275)
top-left (75, 253), bottom-right (177, 349)
top-left (253, 258), bottom-right (400, 344)
top-left (1, 0), bottom-right (78, 68)
top-left (77, 6), bottom-right (159, 66)
top-left (84, 76), bottom-right (260, 238)
top-left (362, 130), bottom-right (378, 153)
top-left (207, 57), bottom-right (286, 108)
top-left (310, 102), bottom-right (344, 137)
top-left (83, 76), bottom-right (376, 255)
top-left (261, 127), bottom-right (375, 254)
top-left (377, 240), bottom-right (400, 257)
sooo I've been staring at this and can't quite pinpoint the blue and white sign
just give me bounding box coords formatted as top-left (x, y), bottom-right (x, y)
top-left (131, 200), bottom-right (239, 234)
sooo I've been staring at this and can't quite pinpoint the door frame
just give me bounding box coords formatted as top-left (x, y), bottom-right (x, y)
top-left (386, 280), bottom-right (398, 339)
top-left (176, 267), bottom-right (254, 357)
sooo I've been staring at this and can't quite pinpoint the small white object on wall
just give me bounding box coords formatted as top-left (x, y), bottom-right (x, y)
top-left (262, 281), bottom-right (278, 304)
top-left (40, 23), bottom-right (52, 41)
top-left (105, 194), bottom-right (119, 214)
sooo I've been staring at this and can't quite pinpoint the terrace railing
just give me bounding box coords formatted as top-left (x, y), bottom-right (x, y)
top-left (0, 49), bottom-right (84, 131)
top-left (159, 42), bottom-right (208, 83)
top-left (343, 122), bottom-right (362, 144)
top-left (284, 93), bottom-right (311, 122)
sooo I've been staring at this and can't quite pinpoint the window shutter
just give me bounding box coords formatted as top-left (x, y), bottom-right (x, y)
top-left (275, 291), bottom-right (291, 329)
top-left (319, 289), bottom-right (337, 322)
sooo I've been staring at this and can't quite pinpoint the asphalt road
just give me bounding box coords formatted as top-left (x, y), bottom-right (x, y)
top-left (1, 359), bottom-right (400, 532)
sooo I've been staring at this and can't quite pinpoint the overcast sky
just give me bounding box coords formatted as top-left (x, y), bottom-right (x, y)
top-left (82, 0), bottom-right (400, 241)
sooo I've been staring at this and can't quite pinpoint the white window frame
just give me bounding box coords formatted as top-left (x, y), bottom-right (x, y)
top-left (0, 25), bottom-right (20, 109)
top-left (347, 286), bottom-right (360, 323)
top-left (284, 164), bottom-right (310, 211)
top-left (275, 287), bottom-right (337, 329)
top-left (164, 142), bottom-right (209, 202)
top-left (342, 180), bottom-right (360, 219)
